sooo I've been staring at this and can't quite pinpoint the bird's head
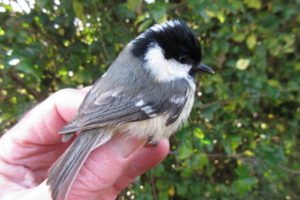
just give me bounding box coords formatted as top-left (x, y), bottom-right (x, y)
top-left (131, 20), bottom-right (214, 81)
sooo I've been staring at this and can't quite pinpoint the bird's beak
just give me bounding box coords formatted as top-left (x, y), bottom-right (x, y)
top-left (195, 63), bottom-right (215, 74)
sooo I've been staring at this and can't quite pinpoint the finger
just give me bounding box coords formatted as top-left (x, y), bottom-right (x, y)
top-left (0, 89), bottom-right (88, 178)
top-left (66, 134), bottom-right (148, 200)
top-left (101, 139), bottom-right (170, 199)
top-left (114, 139), bottom-right (169, 191)
top-left (0, 181), bottom-right (52, 200)
top-left (8, 88), bottom-right (88, 144)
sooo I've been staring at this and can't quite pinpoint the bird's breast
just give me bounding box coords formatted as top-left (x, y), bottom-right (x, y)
top-left (117, 90), bottom-right (195, 143)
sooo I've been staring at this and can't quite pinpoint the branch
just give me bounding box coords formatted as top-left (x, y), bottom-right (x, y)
top-left (206, 153), bottom-right (259, 164)
top-left (206, 153), bottom-right (300, 174)
top-left (196, 88), bottom-right (297, 109)
top-left (170, 151), bottom-right (300, 175)
top-left (6, 69), bottom-right (43, 101)
top-left (197, 93), bottom-right (264, 109)
top-left (150, 170), bottom-right (158, 200)
top-left (278, 165), bottom-right (300, 175)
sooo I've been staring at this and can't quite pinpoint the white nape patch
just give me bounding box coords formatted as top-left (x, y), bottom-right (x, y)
top-left (144, 44), bottom-right (191, 82)
top-left (135, 99), bottom-right (145, 107)
top-left (141, 105), bottom-right (154, 115)
top-left (150, 20), bottom-right (181, 32)
top-left (170, 96), bottom-right (185, 104)
top-left (132, 20), bottom-right (181, 44)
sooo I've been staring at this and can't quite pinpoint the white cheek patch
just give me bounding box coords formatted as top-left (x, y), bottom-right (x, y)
top-left (144, 44), bottom-right (191, 82)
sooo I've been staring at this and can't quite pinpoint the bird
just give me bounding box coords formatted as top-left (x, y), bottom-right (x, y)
top-left (47, 20), bottom-right (214, 200)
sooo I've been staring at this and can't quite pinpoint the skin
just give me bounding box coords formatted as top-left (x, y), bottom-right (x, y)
top-left (0, 88), bottom-right (169, 200)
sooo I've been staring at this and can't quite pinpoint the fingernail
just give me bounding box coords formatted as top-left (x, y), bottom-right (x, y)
top-left (108, 134), bottom-right (146, 158)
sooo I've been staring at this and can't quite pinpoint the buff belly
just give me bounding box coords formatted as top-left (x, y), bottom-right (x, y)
top-left (116, 92), bottom-right (195, 143)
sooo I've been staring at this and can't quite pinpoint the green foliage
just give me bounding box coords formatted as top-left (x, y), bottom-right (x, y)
top-left (1, 0), bottom-right (300, 199)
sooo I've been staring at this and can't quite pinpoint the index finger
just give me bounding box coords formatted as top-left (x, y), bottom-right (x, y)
top-left (0, 88), bottom-right (89, 182)
top-left (5, 88), bottom-right (87, 145)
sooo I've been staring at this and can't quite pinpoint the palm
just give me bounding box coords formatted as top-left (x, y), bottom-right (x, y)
top-left (0, 89), bottom-right (169, 200)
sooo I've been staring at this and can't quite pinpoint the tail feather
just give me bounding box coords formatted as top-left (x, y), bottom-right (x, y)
top-left (47, 128), bottom-right (112, 200)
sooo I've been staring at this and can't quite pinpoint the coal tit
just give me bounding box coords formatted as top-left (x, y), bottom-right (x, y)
top-left (47, 20), bottom-right (214, 200)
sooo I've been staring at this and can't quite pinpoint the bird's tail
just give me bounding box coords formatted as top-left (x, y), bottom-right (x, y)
top-left (47, 128), bottom-right (112, 200)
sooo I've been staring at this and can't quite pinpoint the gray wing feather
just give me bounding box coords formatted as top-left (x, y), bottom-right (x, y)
top-left (60, 79), bottom-right (191, 134)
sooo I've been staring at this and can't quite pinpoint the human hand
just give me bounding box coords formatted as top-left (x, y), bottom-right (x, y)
top-left (0, 88), bottom-right (169, 200)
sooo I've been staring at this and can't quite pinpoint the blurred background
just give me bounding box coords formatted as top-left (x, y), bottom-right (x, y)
top-left (0, 0), bottom-right (299, 199)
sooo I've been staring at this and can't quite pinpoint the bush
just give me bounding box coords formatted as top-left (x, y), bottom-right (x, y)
top-left (0, 0), bottom-right (299, 199)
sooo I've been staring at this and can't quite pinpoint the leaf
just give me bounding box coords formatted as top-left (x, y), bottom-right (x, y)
top-left (246, 34), bottom-right (257, 50)
top-left (230, 135), bottom-right (242, 142)
top-left (233, 33), bottom-right (246, 42)
top-left (235, 165), bottom-right (250, 178)
top-left (158, 190), bottom-right (168, 199)
top-left (15, 61), bottom-right (40, 80)
top-left (168, 186), bottom-right (175, 196)
top-left (36, 0), bottom-right (51, 8)
top-left (266, 86), bottom-right (280, 100)
top-left (73, 0), bottom-right (86, 21)
top-left (243, 0), bottom-right (261, 9)
top-left (176, 181), bottom-right (189, 197)
top-left (295, 63), bottom-right (300, 71)
top-left (192, 154), bottom-right (209, 170)
top-left (236, 58), bottom-right (250, 70)
top-left (268, 79), bottom-right (280, 87)
top-left (181, 166), bottom-right (193, 178)
top-left (217, 12), bottom-right (226, 23)
top-left (152, 164), bottom-right (166, 176)
top-left (193, 128), bottom-right (205, 140)
top-left (0, 27), bottom-right (5, 36)
top-left (178, 145), bottom-right (193, 160)
top-left (151, 2), bottom-right (167, 22)
top-left (202, 104), bottom-right (221, 119)
top-left (127, 0), bottom-right (142, 12)
top-left (138, 18), bottom-right (154, 32)
top-left (156, 179), bottom-right (169, 190)
top-left (232, 177), bottom-right (257, 194)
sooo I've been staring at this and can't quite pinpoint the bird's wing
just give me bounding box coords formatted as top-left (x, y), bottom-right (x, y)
top-left (59, 79), bottom-right (190, 134)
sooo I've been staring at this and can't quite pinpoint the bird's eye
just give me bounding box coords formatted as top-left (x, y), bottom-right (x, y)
top-left (178, 55), bottom-right (189, 63)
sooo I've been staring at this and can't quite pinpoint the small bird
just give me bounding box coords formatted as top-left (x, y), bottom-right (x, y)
top-left (47, 20), bottom-right (214, 200)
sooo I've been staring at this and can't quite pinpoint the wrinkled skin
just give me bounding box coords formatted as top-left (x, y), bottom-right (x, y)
top-left (0, 88), bottom-right (169, 200)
